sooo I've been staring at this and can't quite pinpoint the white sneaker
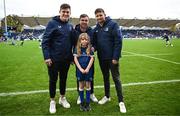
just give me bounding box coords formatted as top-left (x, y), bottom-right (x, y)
top-left (119, 102), bottom-right (126, 113)
top-left (98, 96), bottom-right (111, 105)
top-left (90, 94), bottom-right (98, 102)
top-left (49, 100), bottom-right (56, 114)
top-left (59, 97), bottom-right (70, 108)
top-left (77, 96), bottom-right (81, 105)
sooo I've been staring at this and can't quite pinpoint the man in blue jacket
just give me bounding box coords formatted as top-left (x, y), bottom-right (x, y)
top-left (74, 14), bottom-right (98, 105)
top-left (42, 3), bottom-right (74, 114)
top-left (93, 8), bottom-right (126, 113)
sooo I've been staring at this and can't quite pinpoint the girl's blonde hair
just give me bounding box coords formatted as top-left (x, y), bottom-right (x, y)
top-left (76, 33), bottom-right (91, 56)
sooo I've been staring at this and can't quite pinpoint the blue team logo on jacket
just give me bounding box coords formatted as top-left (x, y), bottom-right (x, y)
top-left (69, 26), bottom-right (72, 31)
top-left (104, 27), bottom-right (109, 31)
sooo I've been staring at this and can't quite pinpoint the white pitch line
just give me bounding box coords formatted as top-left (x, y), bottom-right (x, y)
top-left (123, 53), bottom-right (172, 57)
top-left (0, 79), bottom-right (180, 97)
top-left (123, 51), bottom-right (180, 65)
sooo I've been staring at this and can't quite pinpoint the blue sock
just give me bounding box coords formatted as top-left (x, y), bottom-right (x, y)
top-left (86, 89), bottom-right (91, 103)
top-left (79, 89), bottom-right (84, 103)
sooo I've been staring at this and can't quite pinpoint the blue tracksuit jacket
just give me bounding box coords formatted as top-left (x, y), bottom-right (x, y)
top-left (42, 16), bottom-right (74, 62)
top-left (74, 24), bottom-right (93, 46)
top-left (93, 17), bottom-right (122, 60)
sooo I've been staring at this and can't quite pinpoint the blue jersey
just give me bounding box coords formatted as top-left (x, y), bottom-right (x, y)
top-left (74, 47), bottom-right (94, 81)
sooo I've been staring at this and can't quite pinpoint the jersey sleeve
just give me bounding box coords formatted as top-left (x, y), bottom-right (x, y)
top-left (90, 50), bottom-right (94, 56)
top-left (73, 48), bottom-right (78, 56)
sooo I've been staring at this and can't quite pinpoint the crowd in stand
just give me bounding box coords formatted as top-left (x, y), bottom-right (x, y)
top-left (7, 29), bottom-right (44, 40)
top-left (1, 27), bottom-right (180, 43)
top-left (122, 29), bottom-right (174, 39)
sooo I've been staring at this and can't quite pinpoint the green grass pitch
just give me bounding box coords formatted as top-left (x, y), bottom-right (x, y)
top-left (0, 39), bottom-right (180, 115)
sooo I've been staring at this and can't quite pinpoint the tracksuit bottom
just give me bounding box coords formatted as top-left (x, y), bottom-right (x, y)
top-left (47, 60), bottom-right (70, 98)
top-left (99, 59), bottom-right (124, 103)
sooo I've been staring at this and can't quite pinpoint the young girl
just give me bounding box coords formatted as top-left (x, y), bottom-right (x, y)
top-left (74, 33), bottom-right (94, 111)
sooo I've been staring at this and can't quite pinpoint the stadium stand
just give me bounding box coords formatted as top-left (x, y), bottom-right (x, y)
top-left (1, 16), bottom-right (180, 29)
top-left (1, 16), bottom-right (180, 28)
top-left (18, 17), bottom-right (38, 27)
top-left (1, 16), bottom-right (180, 39)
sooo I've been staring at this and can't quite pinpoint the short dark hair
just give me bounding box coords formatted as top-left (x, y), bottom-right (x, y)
top-left (79, 14), bottom-right (89, 19)
top-left (60, 3), bottom-right (71, 10)
top-left (94, 8), bottom-right (105, 14)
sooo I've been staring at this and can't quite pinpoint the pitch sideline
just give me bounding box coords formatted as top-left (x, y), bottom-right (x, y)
top-left (123, 53), bottom-right (172, 57)
top-left (0, 79), bottom-right (180, 97)
top-left (123, 51), bottom-right (180, 65)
